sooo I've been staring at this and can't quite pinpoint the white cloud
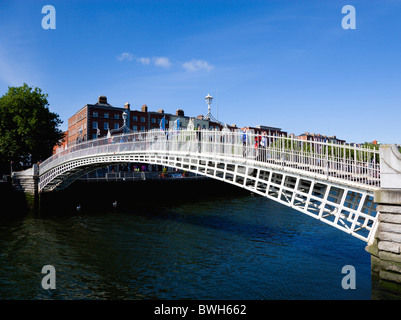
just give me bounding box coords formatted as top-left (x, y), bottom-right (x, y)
top-left (153, 57), bottom-right (172, 68)
top-left (117, 54), bottom-right (214, 72)
top-left (182, 59), bottom-right (213, 72)
top-left (117, 53), bottom-right (171, 68)
top-left (137, 57), bottom-right (151, 65)
top-left (117, 52), bottom-right (134, 62)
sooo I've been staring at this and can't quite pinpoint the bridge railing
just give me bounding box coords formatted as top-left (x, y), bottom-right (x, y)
top-left (40, 128), bottom-right (380, 188)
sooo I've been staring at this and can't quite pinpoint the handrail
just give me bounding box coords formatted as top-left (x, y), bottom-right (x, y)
top-left (40, 128), bottom-right (380, 188)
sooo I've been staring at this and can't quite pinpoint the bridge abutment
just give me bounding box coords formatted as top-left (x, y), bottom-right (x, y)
top-left (11, 164), bottom-right (40, 213)
top-left (368, 191), bottom-right (401, 296)
top-left (367, 145), bottom-right (401, 297)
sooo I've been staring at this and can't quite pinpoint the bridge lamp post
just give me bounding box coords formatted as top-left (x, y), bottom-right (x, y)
top-left (205, 93), bottom-right (213, 116)
top-left (204, 93), bottom-right (225, 127)
top-left (122, 111), bottom-right (127, 129)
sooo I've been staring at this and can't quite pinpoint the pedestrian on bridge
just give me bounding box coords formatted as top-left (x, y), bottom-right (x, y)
top-left (242, 128), bottom-right (249, 157)
top-left (196, 125), bottom-right (202, 152)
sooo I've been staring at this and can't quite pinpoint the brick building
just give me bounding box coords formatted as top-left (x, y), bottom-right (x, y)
top-left (68, 96), bottom-right (171, 145)
top-left (52, 131), bottom-right (68, 154)
top-left (241, 125), bottom-right (287, 136)
top-left (67, 95), bottom-right (231, 145)
top-left (296, 132), bottom-right (346, 144)
top-left (68, 96), bottom-right (129, 145)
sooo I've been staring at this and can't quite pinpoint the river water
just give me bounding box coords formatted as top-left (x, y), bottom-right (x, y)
top-left (0, 179), bottom-right (373, 300)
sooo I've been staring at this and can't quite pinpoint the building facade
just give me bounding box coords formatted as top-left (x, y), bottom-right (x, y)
top-left (297, 132), bottom-right (346, 144)
top-left (241, 125), bottom-right (287, 136)
top-left (67, 95), bottom-right (289, 148)
top-left (68, 96), bottom-right (129, 145)
top-left (52, 131), bottom-right (68, 154)
top-left (67, 95), bottom-right (233, 146)
top-left (68, 96), bottom-right (170, 145)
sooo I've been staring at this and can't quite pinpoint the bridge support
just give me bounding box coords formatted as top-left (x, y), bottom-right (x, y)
top-left (367, 145), bottom-right (401, 297)
top-left (11, 164), bottom-right (40, 213)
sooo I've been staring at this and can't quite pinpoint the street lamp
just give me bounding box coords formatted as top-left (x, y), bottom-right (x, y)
top-left (110, 110), bottom-right (132, 135)
top-left (205, 93), bottom-right (213, 115)
top-left (122, 111), bottom-right (127, 127)
top-left (203, 93), bottom-right (223, 126)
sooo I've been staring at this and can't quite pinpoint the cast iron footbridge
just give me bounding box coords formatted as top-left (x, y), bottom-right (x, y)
top-left (36, 128), bottom-right (382, 243)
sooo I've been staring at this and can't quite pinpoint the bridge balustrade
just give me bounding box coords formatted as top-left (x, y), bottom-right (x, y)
top-left (40, 128), bottom-right (380, 188)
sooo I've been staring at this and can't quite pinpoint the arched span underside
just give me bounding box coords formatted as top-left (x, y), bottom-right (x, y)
top-left (39, 150), bottom-right (378, 243)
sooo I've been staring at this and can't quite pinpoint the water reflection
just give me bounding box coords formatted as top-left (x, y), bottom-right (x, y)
top-left (0, 180), bottom-right (373, 300)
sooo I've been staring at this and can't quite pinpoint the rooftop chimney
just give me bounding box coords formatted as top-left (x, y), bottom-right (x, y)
top-left (157, 109), bottom-right (164, 114)
top-left (98, 95), bottom-right (108, 104)
top-left (176, 109), bottom-right (184, 116)
top-left (124, 102), bottom-right (130, 110)
top-left (141, 105), bottom-right (148, 112)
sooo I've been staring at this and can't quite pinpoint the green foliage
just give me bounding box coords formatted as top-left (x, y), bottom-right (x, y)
top-left (0, 83), bottom-right (64, 173)
top-left (268, 137), bottom-right (379, 163)
top-left (362, 142), bottom-right (379, 150)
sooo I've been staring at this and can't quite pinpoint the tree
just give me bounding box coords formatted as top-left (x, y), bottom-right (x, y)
top-left (0, 83), bottom-right (64, 173)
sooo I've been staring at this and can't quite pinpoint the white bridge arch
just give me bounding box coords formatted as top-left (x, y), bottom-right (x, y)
top-left (39, 129), bottom-right (381, 243)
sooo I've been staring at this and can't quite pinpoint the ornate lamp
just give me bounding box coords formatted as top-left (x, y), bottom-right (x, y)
top-left (110, 109), bottom-right (133, 135)
top-left (203, 93), bottom-right (223, 126)
top-left (205, 93), bottom-right (213, 115)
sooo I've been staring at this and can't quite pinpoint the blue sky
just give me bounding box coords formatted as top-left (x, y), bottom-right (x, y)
top-left (1, 0), bottom-right (401, 143)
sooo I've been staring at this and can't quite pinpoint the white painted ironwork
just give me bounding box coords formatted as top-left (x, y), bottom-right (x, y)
top-left (110, 110), bottom-right (132, 135)
top-left (38, 128), bottom-right (380, 242)
top-left (203, 93), bottom-right (223, 125)
top-left (187, 118), bottom-right (195, 131)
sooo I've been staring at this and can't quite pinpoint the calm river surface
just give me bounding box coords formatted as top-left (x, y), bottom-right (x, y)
top-left (0, 180), bottom-right (373, 300)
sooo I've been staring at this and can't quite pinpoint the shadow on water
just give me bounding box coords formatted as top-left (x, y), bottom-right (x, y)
top-left (38, 178), bottom-right (249, 216)
top-left (38, 179), bottom-right (284, 245)
top-left (0, 182), bottom-right (30, 221)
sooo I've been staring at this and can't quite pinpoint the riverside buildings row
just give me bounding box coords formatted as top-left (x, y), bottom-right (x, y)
top-left (54, 95), bottom-right (346, 154)
top-left (65, 95), bottom-right (287, 148)
top-left (60, 94), bottom-right (283, 178)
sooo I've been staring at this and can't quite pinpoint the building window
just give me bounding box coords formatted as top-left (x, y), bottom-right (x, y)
top-left (132, 125), bottom-right (137, 131)
top-left (140, 126), bottom-right (145, 131)
top-left (114, 123), bottom-right (119, 130)
top-left (151, 118), bottom-right (156, 124)
top-left (140, 117), bottom-right (145, 122)
top-left (92, 134), bottom-right (97, 139)
top-left (133, 116), bottom-right (137, 122)
top-left (92, 121), bottom-right (98, 129)
top-left (93, 111), bottom-right (98, 117)
top-left (104, 122), bottom-right (109, 130)
top-left (104, 113), bottom-right (109, 118)
top-left (114, 114), bottom-right (119, 119)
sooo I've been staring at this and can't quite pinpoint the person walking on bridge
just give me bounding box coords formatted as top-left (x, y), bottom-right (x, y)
top-left (242, 128), bottom-right (248, 157)
top-left (196, 125), bottom-right (202, 152)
